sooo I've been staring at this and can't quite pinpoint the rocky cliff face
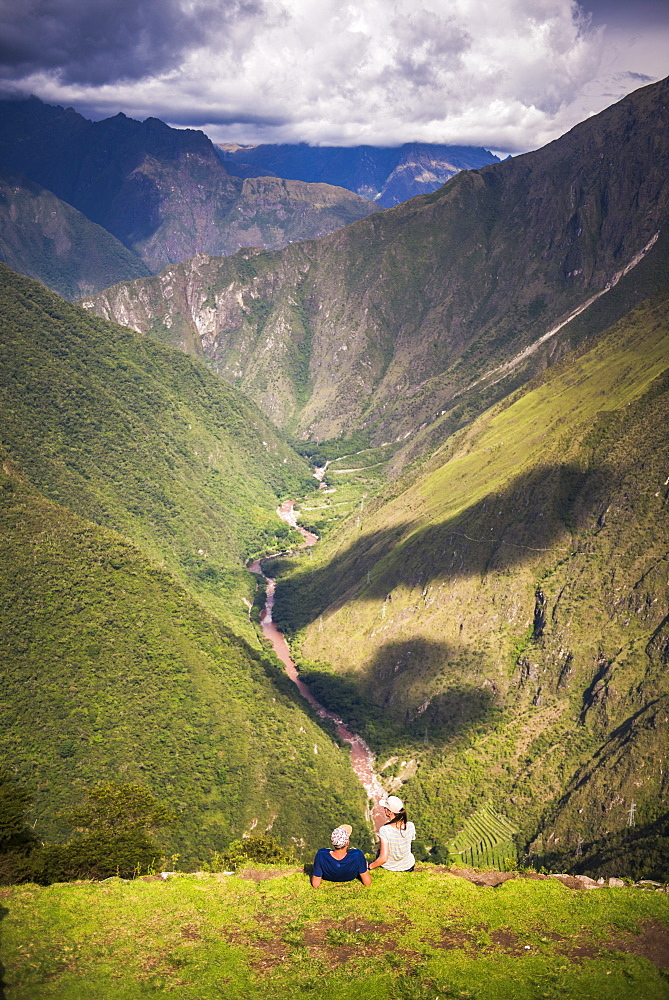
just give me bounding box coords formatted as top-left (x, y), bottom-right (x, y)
top-left (0, 98), bottom-right (376, 272)
top-left (85, 77), bottom-right (669, 447)
top-left (0, 166), bottom-right (150, 298)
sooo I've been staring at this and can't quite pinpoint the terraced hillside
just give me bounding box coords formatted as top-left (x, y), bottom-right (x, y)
top-left (448, 807), bottom-right (519, 870)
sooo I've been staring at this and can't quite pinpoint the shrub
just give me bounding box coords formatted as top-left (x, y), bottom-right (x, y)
top-left (0, 768), bottom-right (37, 855)
top-left (212, 834), bottom-right (296, 871)
top-left (0, 830), bottom-right (163, 885)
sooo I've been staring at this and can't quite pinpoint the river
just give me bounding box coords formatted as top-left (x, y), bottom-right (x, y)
top-left (248, 498), bottom-right (387, 832)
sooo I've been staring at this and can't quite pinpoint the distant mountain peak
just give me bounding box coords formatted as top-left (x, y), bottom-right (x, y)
top-left (216, 141), bottom-right (500, 206)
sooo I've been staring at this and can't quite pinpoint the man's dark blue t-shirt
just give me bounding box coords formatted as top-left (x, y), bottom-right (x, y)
top-left (313, 847), bottom-right (368, 882)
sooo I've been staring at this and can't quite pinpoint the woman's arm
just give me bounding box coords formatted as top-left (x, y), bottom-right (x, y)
top-left (368, 836), bottom-right (389, 870)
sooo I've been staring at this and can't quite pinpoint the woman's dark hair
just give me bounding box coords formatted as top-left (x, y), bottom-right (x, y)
top-left (384, 807), bottom-right (408, 831)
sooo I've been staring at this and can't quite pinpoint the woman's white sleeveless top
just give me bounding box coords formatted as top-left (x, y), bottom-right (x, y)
top-left (379, 821), bottom-right (416, 871)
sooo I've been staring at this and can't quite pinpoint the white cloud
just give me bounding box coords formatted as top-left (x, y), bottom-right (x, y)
top-left (5, 0), bottom-right (668, 151)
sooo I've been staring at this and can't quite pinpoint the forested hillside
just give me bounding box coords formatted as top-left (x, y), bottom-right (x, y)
top-left (0, 264), bottom-right (313, 635)
top-left (0, 265), bottom-right (369, 860)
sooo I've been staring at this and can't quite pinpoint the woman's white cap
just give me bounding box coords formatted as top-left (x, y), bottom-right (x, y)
top-left (380, 795), bottom-right (404, 812)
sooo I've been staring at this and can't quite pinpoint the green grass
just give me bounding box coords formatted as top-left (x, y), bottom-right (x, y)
top-left (2, 868), bottom-right (668, 999)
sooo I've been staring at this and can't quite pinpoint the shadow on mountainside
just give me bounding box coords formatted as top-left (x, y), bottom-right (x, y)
top-left (539, 811), bottom-right (669, 884)
top-left (273, 461), bottom-right (607, 633)
top-left (301, 637), bottom-right (498, 749)
top-left (0, 904), bottom-right (7, 1000)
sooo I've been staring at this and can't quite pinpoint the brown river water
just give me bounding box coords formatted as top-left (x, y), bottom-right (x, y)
top-left (248, 498), bottom-right (387, 832)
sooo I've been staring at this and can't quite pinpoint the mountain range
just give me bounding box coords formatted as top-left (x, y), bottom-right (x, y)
top-left (86, 77), bottom-right (669, 454)
top-left (0, 164), bottom-right (151, 298)
top-left (217, 141), bottom-right (500, 206)
top-left (0, 97), bottom-right (377, 282)
top-left (77, 76), bottom-right (669, 878)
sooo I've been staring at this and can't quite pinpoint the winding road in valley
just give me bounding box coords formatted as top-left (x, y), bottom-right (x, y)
top-left (248, 498), bottom-right (387, 832)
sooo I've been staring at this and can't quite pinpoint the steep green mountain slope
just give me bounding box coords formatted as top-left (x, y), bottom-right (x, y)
top-left (0, 97), bottom-right (376, 271)
top-left (84, 77), bottom-right (669, 446)
top-left (0, 263), bottom-right (315, 639)
top-left (271, 286), bottom-right (669, 876)
top-left (0, 166), bottom-right (151, 298)
top-left (0, 452), bottom-right (369, 862)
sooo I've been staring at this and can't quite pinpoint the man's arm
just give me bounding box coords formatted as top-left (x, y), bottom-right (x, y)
top-left (359, 870), bottom-right (372, 886)
top-left (310, 851), bottom-right (324, 887)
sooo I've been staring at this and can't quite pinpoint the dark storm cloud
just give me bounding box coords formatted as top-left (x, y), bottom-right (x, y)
top-left (0, 0), bottom-right (664, 152)
top-left (582, 0), bottom-right (669, 28)
top-left (0, 0), bottom-right (260, 86)
top-left (159, 108), bottom-right (289, 129)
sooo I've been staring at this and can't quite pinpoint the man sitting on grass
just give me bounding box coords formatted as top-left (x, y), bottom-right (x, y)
top-left (311, 824), bottom-right (371, 886)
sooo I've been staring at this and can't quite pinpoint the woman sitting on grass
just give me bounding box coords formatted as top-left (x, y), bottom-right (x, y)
top-left (368, 796), bottom-right (416, 872)
top-left (311, 824), bottom-right (371, 886)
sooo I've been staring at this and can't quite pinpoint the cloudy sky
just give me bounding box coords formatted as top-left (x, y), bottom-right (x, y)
top-left (0, 0), bottom-right (667, 153)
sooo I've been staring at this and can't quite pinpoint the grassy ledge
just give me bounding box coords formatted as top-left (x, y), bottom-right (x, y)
top-left (2, 867), bottom-right (668, 1000)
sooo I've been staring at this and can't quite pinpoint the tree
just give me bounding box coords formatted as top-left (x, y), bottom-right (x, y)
top-left (67, 782), bottom-right (174, 836)
top-left (0, 768), bottom-right (37, 855)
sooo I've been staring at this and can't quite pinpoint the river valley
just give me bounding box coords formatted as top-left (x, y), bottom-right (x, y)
top-left (248, 499), bottom-right (387, 833)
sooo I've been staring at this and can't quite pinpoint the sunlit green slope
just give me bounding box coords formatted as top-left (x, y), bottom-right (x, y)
top-left (0, 453), bottom-right (368, 864)
top-left (0, 263), bottom-right (313, 637)
top-left (274, 287), bottom-right (669, 876)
